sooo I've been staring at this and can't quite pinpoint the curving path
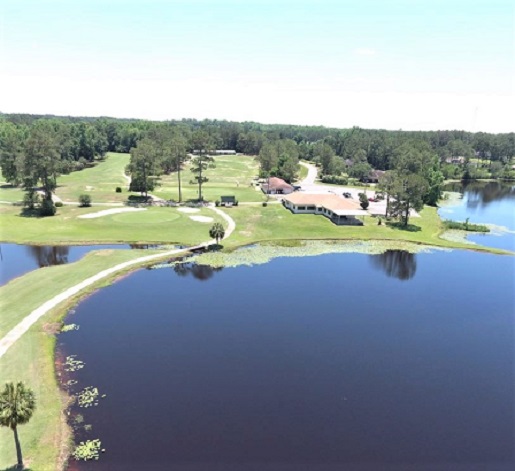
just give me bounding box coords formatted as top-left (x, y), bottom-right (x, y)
top-left (0, 205), bottom-right (235, 358)
top-left (299, 161), bottom-right (318, 185)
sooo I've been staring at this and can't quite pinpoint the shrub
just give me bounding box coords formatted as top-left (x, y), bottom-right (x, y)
top-left (55, 201), bottom-right (63, 207)
top-left (358, 192), bottom-right (369, 210)
top-left (262, 201), bottom-right (268, 207)
top-left (443, 218), bottom-right (489, 232)
top-left (79, 194), bottom-right (92, 207)
top-left (115, 187), bottom-right (122, 193)
top-left (321, 175), bottom-right (348, 185)
top-left (234, 200), bottom-right (239, 206)
top-left (39, 198), bottom-right (56, 216)
top-left (215, 200), bottom-right (220, 207)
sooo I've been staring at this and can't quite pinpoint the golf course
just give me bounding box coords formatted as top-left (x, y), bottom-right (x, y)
top-left (0, 152), bottom-right (510, 470)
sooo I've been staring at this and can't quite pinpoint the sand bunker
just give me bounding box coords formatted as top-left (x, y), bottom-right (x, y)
top-left (178, 207), bottom-right (200, 213)
top-left (190, 215), bottom-right (214, 223)
top-left (78, 207), bottom-right (147, 219)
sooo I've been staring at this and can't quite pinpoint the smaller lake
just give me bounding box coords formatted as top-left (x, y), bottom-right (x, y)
top-left (0, 244), bottom-right (162, 286)
top-left (439, 181), bottom-right (515, 251)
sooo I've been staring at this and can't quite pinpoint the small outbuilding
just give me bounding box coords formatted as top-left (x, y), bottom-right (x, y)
top-left (261, 177), bottom-right (294, 195)
top-left (220, 195), bottom-right (236, 207)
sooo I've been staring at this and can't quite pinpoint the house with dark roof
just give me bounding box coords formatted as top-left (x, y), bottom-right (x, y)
top-left (361, 170), bottom-right (386, 183)
top-left (261, 177), bottom-right (294, 195)
top-left (282, 193), bottom-right (367, 225)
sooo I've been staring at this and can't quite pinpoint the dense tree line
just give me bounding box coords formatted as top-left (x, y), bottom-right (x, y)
top-left (1, 113), bottom-right (513, 218)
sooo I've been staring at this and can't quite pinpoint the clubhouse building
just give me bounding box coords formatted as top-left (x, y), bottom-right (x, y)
top-left (282, 193), bottom-right (367, 225)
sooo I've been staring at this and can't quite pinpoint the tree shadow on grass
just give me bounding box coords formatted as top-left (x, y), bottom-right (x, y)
top-left (18, 208), bottom-right (43, 219)
top-left (2, 466), bottom-right (33, 471)
top-left (386, 221), bottom-right (422, 232)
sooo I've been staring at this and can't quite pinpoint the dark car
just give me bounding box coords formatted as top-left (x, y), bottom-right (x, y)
top-left (343, 192), bottom-right (352, 198)
top-left (293, 185), bottom-right (302, 191)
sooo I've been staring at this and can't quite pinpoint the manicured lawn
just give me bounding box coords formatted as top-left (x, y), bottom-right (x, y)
top-left (0, 153), bottom-right (135, 205)
top-left (223, 204), bottom-right (503, 253)
top-left (153, 154), bottom-right (263, 203)
top-left (0, 205), bottom-right (224, 245)
top-left (296, 162), bottom-right (309, 181)
top-left (54, 152), bottom-right (134, 203)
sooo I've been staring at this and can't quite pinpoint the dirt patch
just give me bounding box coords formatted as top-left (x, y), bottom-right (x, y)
top-left (43, 322), bottom-right (62, 335)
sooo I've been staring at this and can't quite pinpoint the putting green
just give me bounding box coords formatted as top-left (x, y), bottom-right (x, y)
top-left (110, 210), bottom-right (181, 224)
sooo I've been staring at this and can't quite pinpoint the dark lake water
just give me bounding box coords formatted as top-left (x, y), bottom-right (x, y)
top-left (439, 181), bottom-right (515, 251)
top-left (0, 243), bottom-right (163, 286)
top-left (60, 250), bottom-right (515, 471)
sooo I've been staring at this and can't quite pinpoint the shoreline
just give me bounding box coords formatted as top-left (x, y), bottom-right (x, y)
top-left (1, 203), bottom-right (513, 468)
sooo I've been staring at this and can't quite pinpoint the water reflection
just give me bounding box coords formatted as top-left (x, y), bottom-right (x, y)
top-left (26, 245), bottom-right (70, 267)
top-left (173, 262), bottom-right (223, 281)
top-left (445, 181), bottom-right (515, 206)
top-left (370, 250), bottom-right (417, 280)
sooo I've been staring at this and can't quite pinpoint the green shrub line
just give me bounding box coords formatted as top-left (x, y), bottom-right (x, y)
top-left (443, 218), bottom-right (490, 232)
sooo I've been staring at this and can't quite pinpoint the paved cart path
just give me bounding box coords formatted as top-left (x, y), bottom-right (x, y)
top-left (0, 206), bottom-right (234, 358)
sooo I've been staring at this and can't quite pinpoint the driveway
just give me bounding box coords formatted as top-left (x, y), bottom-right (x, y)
top-left (296, 161), bottom-right (419, 218)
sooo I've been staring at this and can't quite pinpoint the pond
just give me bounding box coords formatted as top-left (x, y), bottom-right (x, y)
top-left (439, 181), bottom-right (515, 251)
top-left (0, 243), bottom-right (166, 286)
top-left (60, 249), bottom-right (514, 471)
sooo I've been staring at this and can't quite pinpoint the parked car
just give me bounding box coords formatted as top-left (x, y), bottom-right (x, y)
top-left (343, 192), bottom-right (352, 198)
top-left (293, 185), bottom-right (301, 191)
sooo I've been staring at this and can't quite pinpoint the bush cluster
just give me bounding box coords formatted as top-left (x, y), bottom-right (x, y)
top-left (79, 194), bottom-right (92, 207)
top-left (321, 175), bottom-right (348, 185)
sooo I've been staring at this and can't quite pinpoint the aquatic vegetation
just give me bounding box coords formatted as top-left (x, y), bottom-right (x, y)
top-left (66, 380), bottom-right (78, 386)
top-left (77, 386), bottom-right (100, 408)
top-left (154, 240), bottom-right (448, 269)
top-left (73, 414), bottom-right (84, 424)
top-left (61, 323), bottom-right (80, 332)
top-left (72, 439), bottom-right (103, 461)
top-left (443, 218), bottom-right (489, 232)
top-left (64, 355), bottom-right (85, 372)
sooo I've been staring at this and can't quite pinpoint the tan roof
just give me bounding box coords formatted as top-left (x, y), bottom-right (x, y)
top-left (265, 177), bottom-right (293, 190)
top-left (283, 193), bottom-right (366, 214)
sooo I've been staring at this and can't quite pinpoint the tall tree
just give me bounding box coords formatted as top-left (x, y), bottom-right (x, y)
top-left (389, 172), bottom-right (428, 226)
top-left (21, 120), bottom-right (61, 209)
top-left (0, 381), bottom-right (36, 470)
top-left (128, 138), bottom-right (160, 198)
top-left (0, 122), bottom-right (25, 185)
top-left (190, 130), bottom-right (214, 201)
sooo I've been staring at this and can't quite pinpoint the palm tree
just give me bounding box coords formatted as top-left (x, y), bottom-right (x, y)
top-left (0, 382), bottom-right (36, 470)
top-left (209, 222), bottom-right (225, 245)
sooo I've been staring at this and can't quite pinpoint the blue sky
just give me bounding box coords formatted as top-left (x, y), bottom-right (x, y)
top-left (1, 0), bottom-right (513, 131)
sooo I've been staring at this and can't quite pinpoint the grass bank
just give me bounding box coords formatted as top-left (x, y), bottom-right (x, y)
top-left (222, 204), bottom-right (511, 254)
top-left (0, 248), bottom-right (176, 470)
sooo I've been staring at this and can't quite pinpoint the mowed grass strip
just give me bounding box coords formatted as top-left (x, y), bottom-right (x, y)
top-left (0, 205), bottom-right (223, 245)
top-left (0, 248), bottom-right (173, 470)
top-left (54, 152), bottom-right (133, 203)
top-left (223, 204), bottom-right (506, 253)
top-left (154, 154), bottom-right (263, 203)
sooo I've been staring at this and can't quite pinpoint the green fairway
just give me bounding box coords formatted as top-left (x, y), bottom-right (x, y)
top-left (54, 152), bottom-right (133, 203)
top-left (154, 154), bottom-right (263, 202)
top-left (0, 205), bottom-right (223, 245)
